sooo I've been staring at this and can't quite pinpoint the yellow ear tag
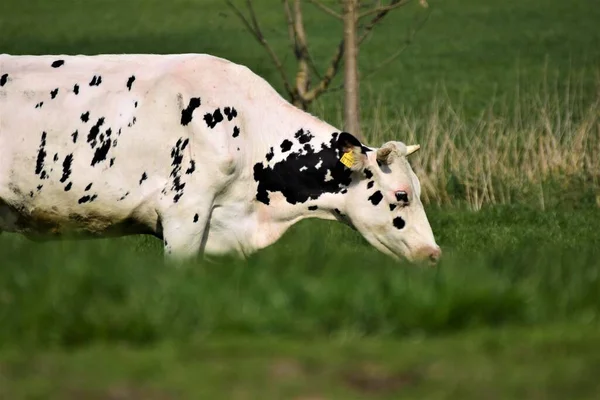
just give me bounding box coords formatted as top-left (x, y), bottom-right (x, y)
top-left (340, 151), bottom-right (354, 168)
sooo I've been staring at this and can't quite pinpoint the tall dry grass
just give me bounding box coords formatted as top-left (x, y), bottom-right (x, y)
top-left (329, 71), bottom-right (600, 210)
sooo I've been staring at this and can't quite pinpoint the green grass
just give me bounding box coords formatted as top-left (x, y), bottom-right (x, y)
top-left (1, 206), bottom-right (599, 346)
top-left (2, 324), bottom-right (600, 399)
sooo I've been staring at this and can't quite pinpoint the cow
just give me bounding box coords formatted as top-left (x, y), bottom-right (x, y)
top-left (0, 53), bottom-right (441, 264)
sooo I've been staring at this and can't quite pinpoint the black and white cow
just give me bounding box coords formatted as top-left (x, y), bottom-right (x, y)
top-left (0, 53), bottom-right (441, 264)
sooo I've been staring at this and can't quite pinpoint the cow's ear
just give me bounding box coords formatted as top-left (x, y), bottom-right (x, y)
top-left (336, 132), bottom-right (367, 171)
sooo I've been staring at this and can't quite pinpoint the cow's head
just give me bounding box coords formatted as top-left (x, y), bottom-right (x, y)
top-left (336, 132), bottom-right (441, 265)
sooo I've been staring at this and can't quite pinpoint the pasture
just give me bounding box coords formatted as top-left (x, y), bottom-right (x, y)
top-left (1, 0), bottom-right (600, 398)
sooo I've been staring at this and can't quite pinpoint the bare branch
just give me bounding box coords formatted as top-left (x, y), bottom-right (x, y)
top-left (358, 0), bottom-right (411, 45)
top-left (357, 0), bottom-right (411, 19)
top-left (225, 0), bottom-right (295, 98)
top-left (302, 41), bottom-right (345, 101)
top-left (359, 7), bottom-right (431, 81)
top-left (306, 0), bottom-right (343, 20)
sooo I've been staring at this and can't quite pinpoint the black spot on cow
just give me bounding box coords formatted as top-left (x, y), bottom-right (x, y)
top-left (71, 131), bottom-right (78, 143)
top-left (85, 183), bottom-right (93, 191)
top-left (29, 191), bottom-right (34, 197)
top-left (40, 171), bottom-right (48, 180)
top-left (393, 216), bottom-right (406, 230)
top-left (50, 88), bottom-right (58, 99)
top-left (193, 213), bottom-right (199, 223)
top-left (223, 107), bottom-right (238, 121)
top-left (341, 188), bottom-right (348, 194)
top-left (265, 147), bottom-right (274, 162)
top-left (179, 97), bottom-right (201, 126)
top-left (89, 75), bottom-right (102, 86)
top-left (168, 138), bottom-right (187, 203)
top-left (126, 75), bottom-right (135, 91)
top-left (368, 190), bottom-right (383, 206)
top-left (51, 60), bottom-right (64, 68)
top-left (118, 191), bottom-right (129, 201)
top-left (37, 184), bottom-right (43, 191)
top-left (181, 138), bottom-right (189, 150)
top-left (35, 132), bottom-right (47, 176)
top-left (134, 101), bottom-right (138, 108)
top-left (139, 172), bottom-right (148, 185)
top-left (280, 139), bottom-right (293, 153)
top-left (87, 117), bottom-right (105, 148)
top-left (112, 139), bottom-right (118, 148)
top-left (204, 108), bottom-right (224, 129)
top-left (78, 195), bottom-right (92, 204)
top-left (253, 132), bottom-right (353, 205)
top-left (186, 160), bottom-right (196, 175)
top-left (81, 112), bottom-right (90, 122)
top-left (232, 126), bottom-right (240, 138)
top-left (0, 74), bottom-right (8, 86)
top-left (60, 154), bottom-right (73, 183)
top-left (64, 182), bottom-right (72, 192)
top-left (109, 158), bottom-right (115, 167)
top-left (308, 205), bottom-right (318, 211)
top-left (73, 84), bottom-right (79, 94)
top-left (389, 204), bottom-right (397, 211)
top-left (91, 137), bottom-right (111, 166)
top-left (364, 168), bottom-right (373, 179)
top-left (35, 102), bottom-right (43, 109)
top-left (367, 181), bottom-right (374, 189)
top-left (294, 128), bottom-right (314, 144)
top-left (128, 116), bottom-right (137, 127)
top-left (53, 153), bottom-right (59, 162)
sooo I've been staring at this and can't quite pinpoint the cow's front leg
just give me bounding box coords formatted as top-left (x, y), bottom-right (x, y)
top-left (159, 204), bottom-right (212, 265)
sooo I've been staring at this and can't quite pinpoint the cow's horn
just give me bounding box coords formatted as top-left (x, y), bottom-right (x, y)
top-left (406, 144), bottom-right (421, 156)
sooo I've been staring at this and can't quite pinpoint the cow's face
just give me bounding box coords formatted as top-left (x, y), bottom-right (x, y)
top-left (337, 133), bottom-right (441, 265)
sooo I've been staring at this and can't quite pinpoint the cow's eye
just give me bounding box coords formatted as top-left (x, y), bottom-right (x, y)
top-left (395, 191), bottom-right (409, 204)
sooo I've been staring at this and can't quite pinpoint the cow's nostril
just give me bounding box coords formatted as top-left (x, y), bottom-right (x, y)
top-left (429, 246), bottom-right (442, 264)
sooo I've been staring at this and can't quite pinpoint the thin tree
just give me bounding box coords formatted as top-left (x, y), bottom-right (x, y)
top-left (226, 0), bottom-right (430, 140)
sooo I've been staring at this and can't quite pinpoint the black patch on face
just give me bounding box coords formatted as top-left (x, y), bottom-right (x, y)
top-left (53, 153), bottom-right (59, 162)
top-left (139, 172), bottom-right (148, 185)
top-left (64, 182), bottom-right (72, 191)
top-left (60, 154), bottom-right (73, 183)
top-left (232, 126), bottom-right (240, 138)
top-left (223, 107), bottom-right (238, 121)
top-left (308, 205), bottom-right (318, 211)
top-left (364, 168), bottom-right (373, 179)
top-left (368, 190), bottom-right (383, 206)
top-left (51, 60), bottom-right (64, 68)
top-left (35, 102), bottom-right (43, 109)
top-left (193, 213), bottom-right (199, 223)
top-left (84, 183), bottom-right (93, 191)
top-left (204, 108), bottom-right (224, 129)
top-left (50, 88), bottom-right (58, 99)
top-left (253, 133), bottom-right (352, 205)
top-left (393, 216), bottom-right (406, 230)
top-left (73, 84), bottom-right (79, 94)
top-left (35, 132), bottom-right (47, 176)
top-left (126, 75), bottom-right (135, 91)
top-left (265, 147), bottom-right (274, 161)
top-left (89, 75), bottom-right (102, 86)
top-left (0, 74), bottom-right (8, 86)
top-left (294, 128), bottom-right (314, 144)
top-left (389, 204), bottom-right (397, 211)
top-left (185, 160), bottom-right (196, 175)
top-left (367, 181), bottom-right (374, 189)
top-left (181, 97), bottom-right (201, 126)
top-left (81, 112), bottom-right (90, 122)
top-left (280, 140), bottom-right (293, 152)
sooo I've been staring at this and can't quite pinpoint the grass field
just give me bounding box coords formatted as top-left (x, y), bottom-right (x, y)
top-left (2, 0), bottom-right (600, 398)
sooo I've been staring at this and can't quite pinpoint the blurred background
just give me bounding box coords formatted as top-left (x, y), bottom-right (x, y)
top-left (1, 0), bottom-right (600, 398)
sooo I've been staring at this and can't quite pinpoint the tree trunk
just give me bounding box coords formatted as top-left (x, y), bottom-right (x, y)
top-left (343, 0), bottom-right (361, 140)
